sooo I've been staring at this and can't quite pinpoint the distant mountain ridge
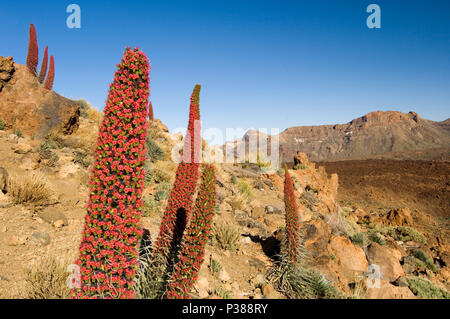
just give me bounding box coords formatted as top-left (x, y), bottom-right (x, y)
top-left (227, 111), bottom-right (450, 162)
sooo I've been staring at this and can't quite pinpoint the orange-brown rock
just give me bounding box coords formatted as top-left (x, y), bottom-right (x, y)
top-left (366, 280), bottom-right (416, 299)
top-left (328, 235), bottom-right (368, 281)
top-left (378, 207), bottom-right (413, 226)
top-left (0, 59), bottom-right (79, 138)
top-left (367, 242), bottom-right (405, 282)
top-left (303, 218), bottom-right (331, 259)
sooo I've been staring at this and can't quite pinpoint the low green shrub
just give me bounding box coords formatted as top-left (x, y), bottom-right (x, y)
top-left (412, 249), bottom-right (437, 272)
top-left (407, 277), bottom-right (449, 299)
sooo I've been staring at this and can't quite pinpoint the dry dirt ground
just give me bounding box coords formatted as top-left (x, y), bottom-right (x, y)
top-left (318, 159), bottom-right (450, 244)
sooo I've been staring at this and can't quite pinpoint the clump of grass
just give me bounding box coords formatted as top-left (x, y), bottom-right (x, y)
top-left (155, 190), bottom-right (169, 201)
top-left (40, 140), bottom-right (57, 151)
top-left (146, 135), bottom-right (165, 162)
top-left (293, 163), bottom-right (308, 170)
top-left (268, 263), bottom-right (343, 299)
top-left (406, 277), bottom-right (449, 299)
top-left (412, 249), bottom-right (437, 272)
top-left (349, 278), bottom-right (368, 299)
top-left (369, 232), bottom-right (386, 245)
top-left (228, 193), bottom-right (248, 211)
top-left (209, 258), bottom-right (222, 275)
top-left (46, 152), bottom-right (59, 168)
top-left (215, 287), bottom-right (232, 299)
top-left (230, 175), bottom-right (238, 184)
top-left (0, 118), bottom-right (5, 130)
top-left (212, 222), bottom-right (240, 251)
top-left (24, 254), bottom-right (71, 299)
top-left (142, 195), bottom-right (163, 217)
top-left (383, 226), bottom-right (427, 244)
top-left (238, 180), bottom-right (252, 198)
top-left (7, 172), bottom-right (54, 205)
top-left (351, 232), bottom-right (367, 247)
top-left (325, 212), bottom-right (349, 236)
top-left (73, 150), bottom-right (89, 168)
top-left (14, 129), bottom-right (24, 138)
top-left (75, 99), bottom-right (91, 118)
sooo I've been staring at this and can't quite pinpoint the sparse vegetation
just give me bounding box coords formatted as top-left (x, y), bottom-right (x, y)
top-left (293, 163), bottom-right (308, 170)
top-left (351, 232), bottom-right (367, 247)
top-left (369, 232), bottom-right (386, 245)
top-left (210, 258), bottom-right (222, 275)
top-left (24, 254), bottom-right (71, 299)
top-left (412, 249), bottom-right (437, 272)
top-left (215, 287), bottom-right (232, 299)
top-left (7, 172), bottom-right (53, 205)
top-left (142, 195), bottom-right (163, 217)
top-left (146, 135), bottom-right (165, 162)
top-left (75, 99), bottom-right (91, 118)
top-left (213, 222), bottom-right (240, 251)
top-left (237, 179), bottom-right (252, 198)
top-left (406, 277), bottom-right (449, 299)
top-left (14, 130), bottom-right (24, 138)
top-left (229, 193), bottom-right (248, 211)
top-left (0, 118), bottom-right (5, 130)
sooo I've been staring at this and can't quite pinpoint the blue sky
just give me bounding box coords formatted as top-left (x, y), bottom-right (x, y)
top-left (1, 0), bottom-right (449, 135)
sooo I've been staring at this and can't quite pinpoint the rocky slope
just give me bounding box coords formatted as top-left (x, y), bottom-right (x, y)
top-left (0, 61), bottom-right (448, 299)
top-left (0, 113), bottom-right (448, 299)
top-left (0, 57), bottom-right (80, 138)
top-left (228, 111), bottom-right (450, 162)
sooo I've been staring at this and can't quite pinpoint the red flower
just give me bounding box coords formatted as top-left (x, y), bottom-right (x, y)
top-left (26, 23), bottom-right (39, 75)
top-left (166, 165), bottom-right (217, 299)
top-left (72, 47), bottom-right (150, 299)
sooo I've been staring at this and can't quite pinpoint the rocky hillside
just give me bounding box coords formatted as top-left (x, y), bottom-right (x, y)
top-left (0, 57), bottom-right (80, 138)
top-left (0, 59), bottom-right (448, 299)
top-left (228, 111), bottom-right (450, 162)
top-left (0, 112), bottom-right (449, 299)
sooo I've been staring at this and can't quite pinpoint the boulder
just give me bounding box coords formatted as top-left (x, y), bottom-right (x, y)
top-left (367, 280), bottom-right (416, 299)
top-left (367, 242), bottom-right (405, 282)
top-left (328, 235), bottom-right (369, 281)
top-left (378, 208), bottom-right (413, 226)
top-left (303, 218), bottom-right (332, 259)
top-left (13, 141), bottom-right (32, 154)
top-left (0, 62), bottom-right (79, 138)
top-left (0, 56), bottom-right (15, 92)
top-left (251, 206), bottom-right (264, 219)
top-left (37, 207), bottom-right (68, 226)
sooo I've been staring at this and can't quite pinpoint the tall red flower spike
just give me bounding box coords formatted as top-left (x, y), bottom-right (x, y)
top-left (38, 46), bottom-right (48, 84)
top-left (26, 23), bottom-right (39, 75)
top-left (153, 84), bottom-right (201, 257)
top-left (149, 101), bottom-right (154, 120)
top-left (72, 47), bottom-right (150, 299)
top-left (166, 164), bottom-right (216, 299)
top-left (44, 55), bottom-right (55, 90)
top-left (283, 167), bottom-right (301, 264)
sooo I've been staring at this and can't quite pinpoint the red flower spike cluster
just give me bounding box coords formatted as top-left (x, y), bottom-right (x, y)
top-left (72, 47), bottom-right (150, 299)
top-left (283, 168), bottom-right (301, 264)
top-left (166, 164), bottom-right (216, 299)
top-left (38, 46), bottom-right (48, 84)
top-left (44, 55), bottom-right (55, 90)
top-left (153, 84), bottom-right (202, 257)
top-left (149, 101), bottom-right (154, 120)
top-left (26, 23), bottom-right (39, 75)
